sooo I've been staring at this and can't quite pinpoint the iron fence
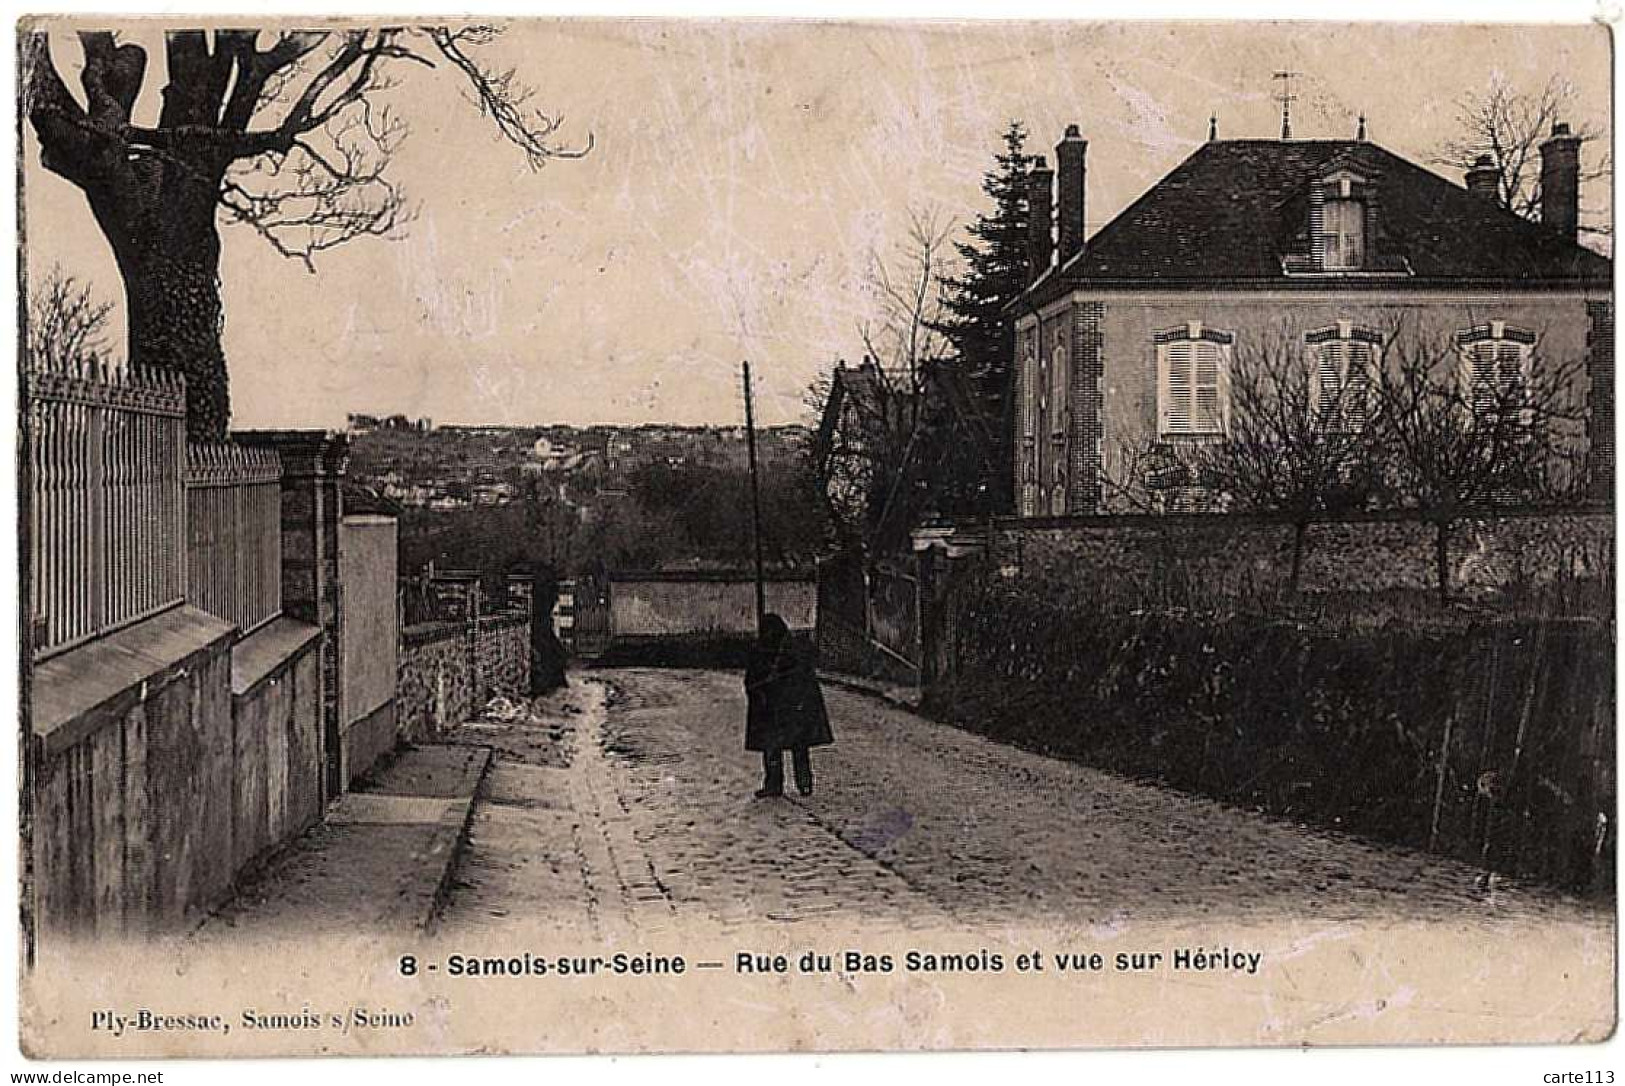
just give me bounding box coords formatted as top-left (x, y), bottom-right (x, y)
top-left (25, 358), bottom-right (187, 658)
top-left (185, 443), bottom-right (283, 635)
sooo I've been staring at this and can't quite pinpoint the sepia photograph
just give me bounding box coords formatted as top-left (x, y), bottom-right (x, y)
top-left (12, 8), bottom-right (1617, 1063)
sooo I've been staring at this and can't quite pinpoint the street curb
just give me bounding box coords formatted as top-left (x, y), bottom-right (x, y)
top-left (816, 670), bottom-right (923, 713)
top-left (391, 744), bottom-right (495, 935)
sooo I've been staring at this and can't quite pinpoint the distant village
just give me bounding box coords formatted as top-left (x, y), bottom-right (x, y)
top-left (345, 412), bottom-right (810, 515)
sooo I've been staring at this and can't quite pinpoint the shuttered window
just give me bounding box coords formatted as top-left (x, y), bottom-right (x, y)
top-left (1050, 343), bottom-right (1068, 435)
top-left (1019, 331), bottom-right (1039, 517)
top-left (1158, 332), bottom-right (1230, 437)
top-left (1310, 328), bottom-right (1379, 431)
top-left (1467, 340), bottom-right (1528, 413)
top-left (1021, 334), bottom-right (1039, 443)
top-left (1457, 323), bottom-right (1534, 423)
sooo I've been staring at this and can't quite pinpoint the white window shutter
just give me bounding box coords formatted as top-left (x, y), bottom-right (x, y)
top-left (1194, 341), bottom-right (1222, 433)
top-left (1471, 341), bottom-right (1497, 415)
top-left (1051, 344), bottom-right (1068, 434)
top-left (1345, 340), bottom-right (1373, 429)
top-left (1022, 339), bottom-right (1039, 441)
top-left (1496, 341), bottom-right (1524, 396)
top-left (1315, 341), bottom-right (1343, 417)
top-left (1162, 341), bottom-right (1195, 435)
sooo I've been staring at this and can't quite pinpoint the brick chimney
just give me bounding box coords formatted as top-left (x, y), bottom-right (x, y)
top-left (1027, 155), bottom-right (1054, 285)
top-left (1465, 154), bottom-right (1500, 202)
top-left (1539, 121), bottom-right (1581, 240)
top-left (1055, 125), bottom-right (1087, 266)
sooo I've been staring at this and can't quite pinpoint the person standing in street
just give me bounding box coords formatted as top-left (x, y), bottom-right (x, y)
top-left (744, 613), bottom-right (834, 797)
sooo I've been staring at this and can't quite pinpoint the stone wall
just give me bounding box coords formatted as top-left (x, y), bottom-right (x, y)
top-left (397, 623), bottom-right (474, 742)
top-left (476, 612), bottom-right (531, 701)
top-left (609, 573), bottom-right (816, 637)
top-left (1587, 300), bottom-right (1614, 500)
top-left (30, 607), bottom-right (323, 938)
top-left (230, 622), bottom-right (325, 875)
top-left (996, 507), bottom-right (1614, 601)
top-left (398, 609), bottom-right (532, 741)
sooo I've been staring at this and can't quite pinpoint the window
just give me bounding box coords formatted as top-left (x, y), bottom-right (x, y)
top-left (1307, 321), bottom-right (1380, 430)
top-left (1049, 329), bottom-right (1069, 514)
top-left (1322, 197), bottom-right (1365, 270)
top-left (1019, 331), bottom-right (1039, 516)
top-left (1020, 332), bottom-right (1039, 444)
top-left (1157, 323), bottom-right (1232, 438)
top-left (1457, 322), bottom-right (1535, 421)
top-left (1050, 337), bottom-right (1068, 435)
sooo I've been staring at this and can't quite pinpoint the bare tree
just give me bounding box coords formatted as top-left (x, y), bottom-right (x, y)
top-left (1435, 75), bottom-right (1609, 238)
top-left (858, 205), bottom-right (957, 401)
top-left (24, 25), bottom-right (591, 439)
top-left (26, 267), bottom-right (114, 372)
top-left (1189, 320), bottom-right (1388, 592)
top-left (1374, 324), bottom-right (1587, 603)
top-left (811, 205), bottom-right (963, 551)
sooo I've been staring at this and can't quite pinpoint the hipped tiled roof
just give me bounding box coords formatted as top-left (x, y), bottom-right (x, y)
top-left (1019, 139), bottom-right (1610, 308)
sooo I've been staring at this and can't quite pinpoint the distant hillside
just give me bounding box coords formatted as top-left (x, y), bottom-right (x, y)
top-left (348, 420), bottom-right (809, 512)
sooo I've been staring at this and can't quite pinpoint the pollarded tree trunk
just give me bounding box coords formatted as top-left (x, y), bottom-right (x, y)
top-left (123, 228), bottom-right (230, 443)
top-left (92, 164), bottom-right (231, 441)
top-left (30, 31), bottom-right (234, 441)
top-left (29, 25), bottom-right (588, 442)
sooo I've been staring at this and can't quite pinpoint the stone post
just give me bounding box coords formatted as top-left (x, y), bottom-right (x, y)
top-left (911, 523), bottom-right (988, 703)
top-left (236, 429), bottom-right (350, 802)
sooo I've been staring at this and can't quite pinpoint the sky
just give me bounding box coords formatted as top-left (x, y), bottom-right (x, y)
top-left (22, 18), bottom-right (1612, 428)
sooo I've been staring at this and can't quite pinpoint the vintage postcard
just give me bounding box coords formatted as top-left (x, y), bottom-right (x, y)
top-left (14, 12), bottom-right (1616, 1062)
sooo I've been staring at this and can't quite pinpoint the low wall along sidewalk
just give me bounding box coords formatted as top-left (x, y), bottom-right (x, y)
top-left (398, 610), bottom-right (532, 742)
top-left (29, 607), bottom-right (325, 937)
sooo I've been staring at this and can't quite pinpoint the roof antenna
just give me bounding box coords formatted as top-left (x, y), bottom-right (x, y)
top-left (1208, 114), bottom-right (1218, 142)
top-left (1356, 114), bottom-right (1367, 141)
top-left (1272, 70), bottom-right (1299, 140)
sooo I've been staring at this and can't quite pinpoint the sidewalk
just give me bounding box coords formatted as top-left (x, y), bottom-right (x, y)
top-left (192, 743), bottom-right (492, 941)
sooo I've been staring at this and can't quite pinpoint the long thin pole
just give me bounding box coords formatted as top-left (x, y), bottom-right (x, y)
top-left (742, 361), bottom-right (767, 628)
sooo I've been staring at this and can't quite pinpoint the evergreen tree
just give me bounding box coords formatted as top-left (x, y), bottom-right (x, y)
top-left (930, 121), bottom-right (1034, 512)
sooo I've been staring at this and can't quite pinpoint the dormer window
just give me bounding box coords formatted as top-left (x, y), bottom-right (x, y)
top-left (1322, 196), bottom-right (1366, 269)
top-left (1299, 167), bottom-right (1383, 274)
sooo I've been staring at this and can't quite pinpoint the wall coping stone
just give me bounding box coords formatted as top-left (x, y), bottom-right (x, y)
top-left (31, 605), bottom-right (235, 755)
top-left (231, 616), bottom-right (323, 698)
top-left (991, 502), bottom-right (1615, 533)
top-left (403, 620), bottom-right (464, 647)
top-left (234, 429), bottom-right (350, 478)
top-left (610, 569), bottom-right (816, 583)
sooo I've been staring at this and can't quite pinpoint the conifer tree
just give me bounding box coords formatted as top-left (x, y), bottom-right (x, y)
top-left (930, 121), bottom-right (1034, 512)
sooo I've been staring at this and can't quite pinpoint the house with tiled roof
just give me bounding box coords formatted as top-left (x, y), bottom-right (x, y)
top-left (1010, 122), bottom-right (1613, 517)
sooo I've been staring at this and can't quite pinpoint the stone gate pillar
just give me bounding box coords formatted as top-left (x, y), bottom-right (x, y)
top-left (237, 429), bottom-right (350, 802)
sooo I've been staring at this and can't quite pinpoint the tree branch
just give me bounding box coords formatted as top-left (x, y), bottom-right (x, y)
top-left (425, 23), bottom-right (593, 167)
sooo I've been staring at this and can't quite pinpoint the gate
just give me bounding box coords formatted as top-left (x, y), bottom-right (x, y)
top-left (571, 572), bottom-right (613, 658)
top-left (868, 558), bottom-right (922, 675)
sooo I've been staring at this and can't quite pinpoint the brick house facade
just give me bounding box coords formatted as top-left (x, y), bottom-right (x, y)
top-left (1010, 124), bottom-right (1613, 516)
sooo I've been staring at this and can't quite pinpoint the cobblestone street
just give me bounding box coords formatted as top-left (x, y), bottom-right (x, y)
top-left (438, 668), bottom-right (1600, 936)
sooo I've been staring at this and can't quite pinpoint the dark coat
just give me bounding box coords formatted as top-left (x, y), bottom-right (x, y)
top-left (744, 639), bottom-right (834, 753)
